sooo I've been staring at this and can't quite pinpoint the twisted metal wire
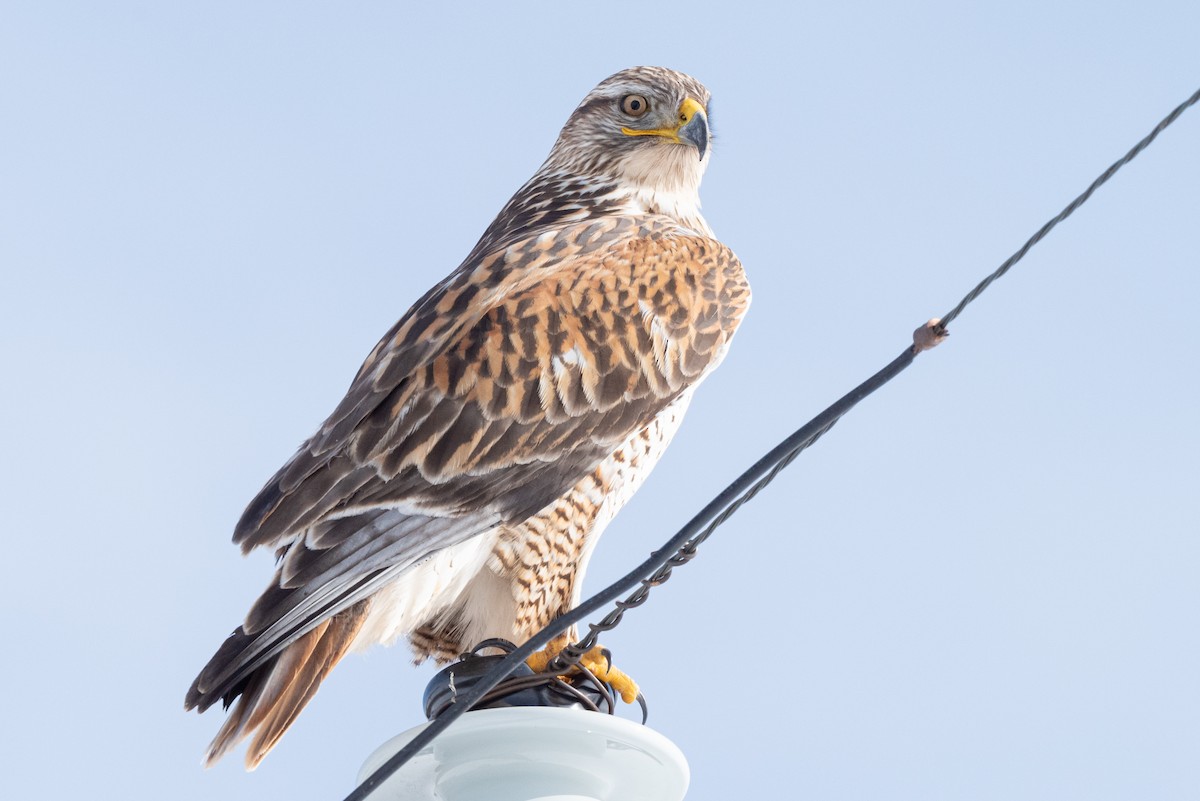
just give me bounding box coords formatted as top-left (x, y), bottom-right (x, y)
top-left (345, 347), bottom-right (918, 801)
top-left (939, 84), bottom-right (1200, 330)
top-left (343, 84), bottom-right (1199, 801)
top-left (545, 420), bottom-right (837, 673)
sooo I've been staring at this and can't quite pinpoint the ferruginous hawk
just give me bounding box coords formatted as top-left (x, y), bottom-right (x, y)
top-left (185, 65), bottom-right (751, 769)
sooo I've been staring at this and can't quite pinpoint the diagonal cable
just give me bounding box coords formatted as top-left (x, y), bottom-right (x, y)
top-left (343, 83), bottom-right (1199, 801)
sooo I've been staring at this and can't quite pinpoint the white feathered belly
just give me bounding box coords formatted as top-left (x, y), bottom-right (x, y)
top-left (349, 532), bottom-right (502, 652)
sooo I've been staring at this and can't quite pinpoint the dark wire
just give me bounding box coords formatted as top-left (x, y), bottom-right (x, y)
top-left (343, 84), bottom-right (1200, 801)
top-left (940, 85), bottom-right (1200, 329)
top-left (343, 355), bottom-right (908, 801)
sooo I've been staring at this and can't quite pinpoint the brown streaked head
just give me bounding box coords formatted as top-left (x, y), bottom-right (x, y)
top-left (545, 66), bottom-right (713, 180)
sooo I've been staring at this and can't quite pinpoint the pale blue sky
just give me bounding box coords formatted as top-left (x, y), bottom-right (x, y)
top-left (2, 2), bottom-right (1198, 800)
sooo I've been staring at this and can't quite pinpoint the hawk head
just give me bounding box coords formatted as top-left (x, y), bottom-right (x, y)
top-left (546, 67), bottom-right (713, 221)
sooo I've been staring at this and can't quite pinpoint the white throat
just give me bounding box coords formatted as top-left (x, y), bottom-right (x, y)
top-left (612, 146), bottom-right (712, 236)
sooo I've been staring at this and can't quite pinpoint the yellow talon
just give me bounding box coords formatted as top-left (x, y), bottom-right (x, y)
top-left (578, 646), bottom-right (640, 704)
top-left (525, 648), bottom-right (553, 674)
top-left (525, 643), bottom-right (640, 704)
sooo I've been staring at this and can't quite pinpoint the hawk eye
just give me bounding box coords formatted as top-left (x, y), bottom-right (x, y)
top-left (620, 94), bottom-right (650, 117)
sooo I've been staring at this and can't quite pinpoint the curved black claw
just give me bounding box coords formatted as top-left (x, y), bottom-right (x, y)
top-left (463, 638), bottom-right (519, 659)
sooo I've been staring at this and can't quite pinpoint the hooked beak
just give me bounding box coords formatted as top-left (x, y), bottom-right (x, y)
top-left (675, 98), bottom-right (709, 161)
top-left (621, 96), bottom-right (709, 161)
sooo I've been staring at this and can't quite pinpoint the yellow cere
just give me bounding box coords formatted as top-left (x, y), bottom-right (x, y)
top-left (621, 96), bottom-right (706, 141)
